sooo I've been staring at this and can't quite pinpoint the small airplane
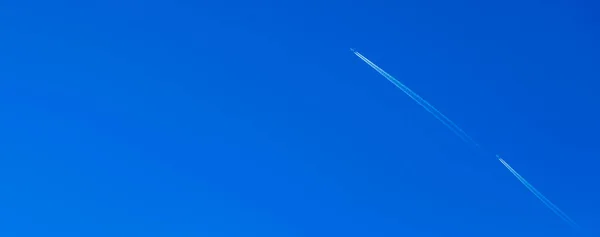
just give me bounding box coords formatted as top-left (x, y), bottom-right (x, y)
top-left (350, 48), bottom-right (356, 52)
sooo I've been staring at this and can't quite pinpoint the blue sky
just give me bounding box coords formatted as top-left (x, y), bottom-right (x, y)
top-left (1, 0), bottom-right (599, 236)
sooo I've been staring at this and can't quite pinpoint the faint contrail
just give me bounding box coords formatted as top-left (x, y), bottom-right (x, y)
top-left (352, 50), bottom-right (479, 147)
top-left (351, 49), bottom-right (579, 229)
top-left (498, 157), bottom-right (580, 229)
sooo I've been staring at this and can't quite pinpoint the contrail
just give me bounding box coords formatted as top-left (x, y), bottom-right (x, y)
top-left (351, 49), bottom-right (579, 229)
top-left (498, 157), bottom-right (580, 229)
top-left (352, 50), bottom-right (479, 147)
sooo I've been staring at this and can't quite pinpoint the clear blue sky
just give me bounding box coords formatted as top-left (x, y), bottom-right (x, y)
top-left (1, 0), bottom-right (599, 236)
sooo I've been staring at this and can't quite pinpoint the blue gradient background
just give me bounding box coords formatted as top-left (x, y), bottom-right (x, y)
top-left (1, 0), bottom-right (599, 236)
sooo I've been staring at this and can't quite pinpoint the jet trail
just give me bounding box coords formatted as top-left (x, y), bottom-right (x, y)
top-left (352, 49), bottom-right (579, 229)
top-left (352, 51), bottom-right (479, 147)
top-left (498, 157), bottom-right (580, 229)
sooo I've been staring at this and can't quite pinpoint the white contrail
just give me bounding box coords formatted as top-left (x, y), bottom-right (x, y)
top-left (353, 51), bottom-right (473, 142)
top-left (352, 49), bottom-right (579, 229)
top-left (353, 51), bottom-right (479, 147)
top-left (498, 157), bottom-right (580, 229)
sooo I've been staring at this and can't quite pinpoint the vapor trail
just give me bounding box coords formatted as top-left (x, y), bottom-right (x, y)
top-left (352, 49), bottom-right (579, 229)
top-left (498, 157), bottom-right (580, 229)
top-left (352, 51), bottom-right (478, 147)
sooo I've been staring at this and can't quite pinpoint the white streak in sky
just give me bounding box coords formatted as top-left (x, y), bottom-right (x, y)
top-left (498, 157), bottom-right (580, 229)
top-left (353, 51), bottom-right (479, 147)
top-left (352, 49), bottom-right (580, 230)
